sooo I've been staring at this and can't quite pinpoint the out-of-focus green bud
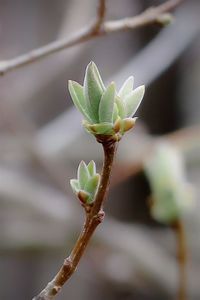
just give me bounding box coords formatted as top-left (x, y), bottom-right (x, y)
top-left (68, 61), bottom-right (145, 140)
top-left (144, 143), bottom-right (194, 224)
top-left (70, 160), bottom-right (100, 204)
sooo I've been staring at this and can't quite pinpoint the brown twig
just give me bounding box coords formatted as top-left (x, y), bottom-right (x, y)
top-left (32, 141), bottom-right (117, 300)
top-left (0, 0), bottom-right (182, 76)
top-left (94, 0), bottom-right (107, 32)
top-left (172, 219), bottom-right (187, 300)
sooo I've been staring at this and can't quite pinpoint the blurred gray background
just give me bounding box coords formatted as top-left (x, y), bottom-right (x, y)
top-left (0, 0), bottom-right (200, 299)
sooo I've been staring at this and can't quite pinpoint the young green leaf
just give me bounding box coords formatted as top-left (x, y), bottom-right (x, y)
top-left (115, 96), bottom-right (126, 119)
top-left (112, 103), bottom-right (119, 123)
top-left (99, 82), bottom-right (116, 123)
top-left (87, 160), bottom-right (96, 177)
top-left (124, 85), bottom-right (145, 117)
top-left (68, 80), bottom-right (92, 123)
top-left (92, 61), bottom-right (105, 91)
top-left (84, 174), bottom-right (100, 196)
top-left (83, 62), bottom-right (105, 123)
top-left (78, 161), bottom-right (90, 189)
top-left (70, 179), bottom-right (80, 193)
top-left (118, 76), bottom-right (134, 99)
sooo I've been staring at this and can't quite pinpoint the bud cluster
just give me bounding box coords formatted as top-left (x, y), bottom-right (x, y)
top-left (68, 62), bottom-right (145, 141)
top-left (70, 160), bottom-right (100, 205)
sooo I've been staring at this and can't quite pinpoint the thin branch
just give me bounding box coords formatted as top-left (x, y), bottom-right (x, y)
top-left (94, 0), bottom-right (107, 32)
top-left (32, 141), bottom-right (117, 300)
top-left (172, 220), bottom-right (187, 300)
top-left (0, 0), bottom-right (182, 76)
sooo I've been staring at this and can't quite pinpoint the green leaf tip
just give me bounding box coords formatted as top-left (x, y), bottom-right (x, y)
top-left (78, 161), bottom-right (90, 189)
top-left (118, 76), bottom-right (134, 99)
top-left (87, 160), bottom-right (96, 176)
top-left (68, 62), bottom-right (145, 140)
top-left (84, 61), bottom-right (105, 123)
top-left (124, 85), bottom-right (145, 117)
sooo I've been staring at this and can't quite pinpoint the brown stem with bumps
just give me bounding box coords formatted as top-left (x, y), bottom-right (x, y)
top-left (32, 140), bottom-right (117, 300)
top-left (172, 219), bottom-right (187, 300)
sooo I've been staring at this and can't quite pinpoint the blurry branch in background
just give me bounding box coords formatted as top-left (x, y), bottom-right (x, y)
top-left (0, 0), bottom-right (182, 76)
top-left (0, 100), bottom-right (69, 192)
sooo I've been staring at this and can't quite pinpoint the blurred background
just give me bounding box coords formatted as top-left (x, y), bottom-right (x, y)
top-left (0, 0), bottom-right (200, 299)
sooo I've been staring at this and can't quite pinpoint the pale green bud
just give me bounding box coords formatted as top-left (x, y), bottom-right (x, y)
top-left (144, 143), bottom-right (194, 224)
top-left (68, 61), bottom-right (145, 139)
top-left (70, 160), bottom-right (100, 204)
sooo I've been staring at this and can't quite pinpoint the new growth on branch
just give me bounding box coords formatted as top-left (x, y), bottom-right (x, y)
top-left (33, 62), bottom-right (145, 300)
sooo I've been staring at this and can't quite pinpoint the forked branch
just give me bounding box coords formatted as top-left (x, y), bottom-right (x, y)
top-left (0, 0), bottom-right (183, 76)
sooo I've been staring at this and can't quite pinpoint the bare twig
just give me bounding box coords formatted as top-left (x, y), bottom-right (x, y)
top-left (0, 0), bottom-right (182, 76)
top-left (172, 220), bottom-right (187, 300)
top-left (94, 0), bottom-right (107, 32)
top-left (33, 141), bottom-right (117, 300)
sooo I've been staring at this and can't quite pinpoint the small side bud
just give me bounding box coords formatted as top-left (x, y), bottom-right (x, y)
top-left (123, 117), bottom-right (137, 132)
top-left (113, 118), bottom-right (121, 133)
top-left (78, 190), bottom-right (90, 204)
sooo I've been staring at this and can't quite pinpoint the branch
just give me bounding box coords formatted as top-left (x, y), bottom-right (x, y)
top-left (0, 0), bottom-right (182, 76)
top-left (94, 0), bottom-right (107, 32)
top-left (172, 220), bottom-right (188, 300)
top-left (33, 141), bottom-right (117, 300)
